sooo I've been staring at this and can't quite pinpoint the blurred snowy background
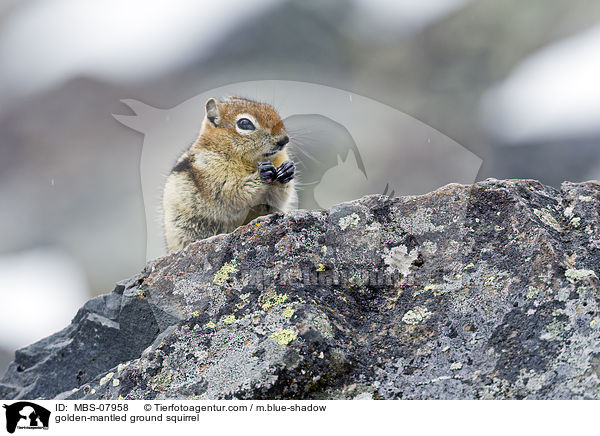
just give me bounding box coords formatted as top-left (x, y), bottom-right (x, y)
top-left (1, 0), bottom-right (599, 374)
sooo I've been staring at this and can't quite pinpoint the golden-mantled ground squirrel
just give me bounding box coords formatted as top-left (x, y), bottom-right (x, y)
top-left (162, 96), bottom-right (296, 252)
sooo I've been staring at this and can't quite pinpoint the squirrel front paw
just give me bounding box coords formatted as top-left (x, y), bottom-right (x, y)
top-left (276, 160), bottom-right (295, 184)
top-left (258, 161), bottom-right (277, 183)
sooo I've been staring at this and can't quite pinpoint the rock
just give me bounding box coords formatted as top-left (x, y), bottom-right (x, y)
top-left (1, 179), bottom-right (599, 400)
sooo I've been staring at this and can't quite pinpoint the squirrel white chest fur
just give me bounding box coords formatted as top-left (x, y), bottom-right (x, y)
top-left (162, 96), bottom-right (296, 252)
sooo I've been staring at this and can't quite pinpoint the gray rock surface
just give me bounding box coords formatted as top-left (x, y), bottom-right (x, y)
top-left (1, 179), bottom-right (599, 399)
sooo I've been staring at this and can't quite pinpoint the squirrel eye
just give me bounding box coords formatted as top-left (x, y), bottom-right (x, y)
top-left (237, 118), bottom-right (255, 131)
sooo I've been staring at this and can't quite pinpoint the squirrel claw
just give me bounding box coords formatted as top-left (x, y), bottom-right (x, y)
top-left (276, 160), bottom-right (295, 184)
top-left (258, 161), bottom-right (277, 183)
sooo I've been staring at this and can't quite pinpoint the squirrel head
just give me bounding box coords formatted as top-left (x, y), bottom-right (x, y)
top-left (199, 96), bottom-right (289, 162)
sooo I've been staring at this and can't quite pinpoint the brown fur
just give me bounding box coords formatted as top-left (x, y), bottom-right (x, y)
top-left (163, 96), bottom-right (296, 252)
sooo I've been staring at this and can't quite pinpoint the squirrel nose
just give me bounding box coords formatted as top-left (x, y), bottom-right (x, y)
top-left (276, 136), bottom-right (289, 148)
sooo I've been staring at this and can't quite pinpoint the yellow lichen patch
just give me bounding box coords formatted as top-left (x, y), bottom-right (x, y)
top-left (565, 268), bottom-right (597, 283)
top-left (424, 284), bottom-right (442, 292)
top-left (270, 329), bottom-right (297, 345)
top-left (223, 314), bottom-right (236, 324)
top-left (236, 292), bottom-right (251, 310)
top-left (339, 213), bottom-right (360, 230)
top-left (191, 311), bottom-right (200, 318)
top-left (316, 263), bottom-right (326, 272)
top-left (204, 321), bottom-right (217, 329)
top-left (117, 395), bottom-right (124, 400)
top-left (450, 362), bottom-right (462, 371)
top-left (402, 306), bottom-right (432, 325)
top-left (283, 306), bottom-right (295, 319)
top-left (99, 372), bottom-right (114, 386)
top-left (533, 208), bottom-right (562, 232)
top-left (569, 217), bottom-right (581, 228)
top-left (527, 286), bottom-right (538, 299)
top-left (213, 261), bottom-right (239, 285)
top-left (261, 293), bottom-right (288, 311)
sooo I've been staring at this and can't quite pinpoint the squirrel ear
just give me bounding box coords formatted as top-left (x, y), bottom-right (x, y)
top-left (205, 98), bottom-right (221, 127)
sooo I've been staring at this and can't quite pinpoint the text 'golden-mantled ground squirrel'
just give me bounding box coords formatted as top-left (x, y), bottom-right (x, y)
top-left (162, 96), bottom-right (296, 252)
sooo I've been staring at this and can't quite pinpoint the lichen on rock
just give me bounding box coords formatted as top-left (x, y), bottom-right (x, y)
top-left (1, 179), bottom-right (599, 400)
top-left (213, 261), bottom-right (239, 285)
